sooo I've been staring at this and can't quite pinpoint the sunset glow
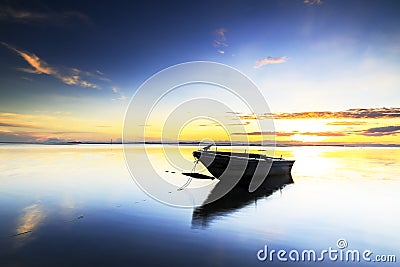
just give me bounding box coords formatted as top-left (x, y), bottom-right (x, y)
top-left (0, 1), bottom-right (399, 146)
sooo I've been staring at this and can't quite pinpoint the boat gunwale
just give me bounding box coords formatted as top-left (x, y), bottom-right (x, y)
top-left (193, 150), bottom-right (295, 163)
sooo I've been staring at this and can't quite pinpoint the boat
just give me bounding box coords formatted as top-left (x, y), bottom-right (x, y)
top-left (192, 145), bottom-right (294, 189)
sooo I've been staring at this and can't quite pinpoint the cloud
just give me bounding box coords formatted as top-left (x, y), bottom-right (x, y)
top-left (304, 0), bottom-right (322, 5)
top-left (1, 42), bottom-right (53, 74)
top-left (0, 5), bottom-right (91, 26)
top-left (198, 122), bottom-right (221, 127)
top-left (257, 107), bottom-right (400, 120)
top-left (0, 122), bottom-right (41, 129)
top-left (213, 28), bottom-right (228, 54)
top-left (111, 86), bottom-right (126, 101)
top-left (0, 130), bottom-right (39, 143)
top-left (232, 131), bottom-right (347, 137)
top-left (326, 121), bottom-right (368, 126)
top-left (300, 131), bottom-right (348, 137)
top-left (227, 121), bottom-right (251, 126)
top-left (112, 95), bottom-right (127, 101)
top-left (1, 42), bottom-right (102, 89)
top-left (254, 56), bottom-right (288, 68)
top-left (232, 131), bottom-right (280, 136)
top-left (0, 112), bottom-right (50, 130)
top-left (362, 126), bottom-right (400, 136)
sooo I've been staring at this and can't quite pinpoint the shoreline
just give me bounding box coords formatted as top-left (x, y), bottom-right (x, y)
top-left (1, 141), bottom-right (399, 148)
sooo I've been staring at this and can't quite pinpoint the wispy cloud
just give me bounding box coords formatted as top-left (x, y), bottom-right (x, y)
top-left (300, 131), bottom-right (348, 137)
top-left (213, 28), bottom-right (228, 54)
top-left (1, 42), bottom-right (102, 89)
top-left (0, 122), bottom-right (41, 129)
top-left (2, 42), bottom-right (125, 98)
top-left (227, 121), bottom-right (251, 126)
top-left (269, 107), bottom-right (400, 120)
top-left (1, 42), bottom-right (53, 75)
top-left (231, 108), bottom-right (400, 121)
top-left (232, 131), bottom-right (284, 136)
top-left (231, 125), bottom-right (399, 140)
top-left (198, 122), bottom-right (221, 127)
top-left (111, 86), bottom-right (126, 101)
top-left (326, 121), bottom-right (368, 126)
top-left (0, 112), bottom-right (52, 130)
top-left (304, 0), bottom-right (322, 5)
top-left (254, 56), bottom-right (288, 68)
top-left (0, 5), bottom-right (91, 26)
top-left (232, 131), bottom-right (347, 137)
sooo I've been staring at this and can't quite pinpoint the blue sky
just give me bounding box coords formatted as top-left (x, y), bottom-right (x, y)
top-left (0, 0), bottom-right (399, 143)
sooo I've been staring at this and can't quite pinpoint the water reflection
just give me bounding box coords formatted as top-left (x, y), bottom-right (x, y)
top-left (12, 203), bottom-right (46, 248)
top-left (16, 203), bottom-right (45, 236)
top-left (192, 174), bottom-right (294, 228)
top-left (0, 145), bottom-right (398, 266)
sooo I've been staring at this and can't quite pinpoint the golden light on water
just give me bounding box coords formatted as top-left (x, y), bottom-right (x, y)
top-left (16, 204), bottom-right (45, 235)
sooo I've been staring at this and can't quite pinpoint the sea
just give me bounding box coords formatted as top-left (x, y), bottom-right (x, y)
top-left (0, 144), bottom-right (399, 266)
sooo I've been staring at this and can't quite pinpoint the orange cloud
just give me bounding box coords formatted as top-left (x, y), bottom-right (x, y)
top-left (254, 56), bottom-right (288, 68)
top-left (270, 107), bottom-right (400, 120)
top-left (1, 42), bottom-right (102, 89)
top-left (1, 42), bottom-right (53, 74)
top-left (326, 121), bottom-right (368, 126)
top-left (230, 108), bottom-right (400, 121)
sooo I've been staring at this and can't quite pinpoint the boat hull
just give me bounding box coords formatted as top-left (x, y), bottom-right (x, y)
top-left (193, 150), bottom-right (294, 185)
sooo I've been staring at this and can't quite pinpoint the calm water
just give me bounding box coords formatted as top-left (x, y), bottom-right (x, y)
top-left (0, 144), bottom-right (399, 266)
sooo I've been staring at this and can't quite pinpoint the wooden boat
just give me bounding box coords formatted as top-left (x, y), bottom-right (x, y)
top-left (192, 145), bottom-right (294, 189)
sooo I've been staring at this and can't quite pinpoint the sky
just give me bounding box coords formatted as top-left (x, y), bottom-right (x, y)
top-left (0, 0), bottom-right (399, 145)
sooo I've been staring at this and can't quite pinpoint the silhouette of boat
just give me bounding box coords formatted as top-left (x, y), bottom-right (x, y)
top-left (192, 145), bottom-right (294, 189)
top-left (192, 174), bottom-right (294, 228)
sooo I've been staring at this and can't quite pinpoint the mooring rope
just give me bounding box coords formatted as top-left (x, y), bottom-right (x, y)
top-left (177, 159), bottom-right (199, 191)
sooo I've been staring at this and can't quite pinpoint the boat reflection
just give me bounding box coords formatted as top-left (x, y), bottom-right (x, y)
top-left (192, 174), bottom-right (294, 228)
